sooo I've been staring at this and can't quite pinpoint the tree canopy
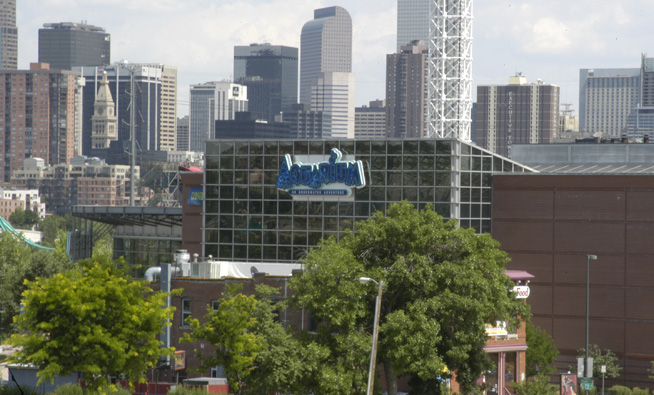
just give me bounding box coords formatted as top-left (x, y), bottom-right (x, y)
top-left (9, 207), bottom-right (40, 230)
top-left (290, 201), bottom-right (531, 394)
top-left (0, 231), bottom-right (74, 337)
top-left (7, 257), bottom-right (175, 393)
top-left (183, 284), bottom-right (262, 395)
top-left (576, 344), bottom-right (622, 379)
top-left (525, 321), bottom-right (559, 376)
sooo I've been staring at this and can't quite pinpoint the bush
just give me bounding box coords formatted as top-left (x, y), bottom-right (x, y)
top-left (631, 388), bottom-right (650, 395)
top-left (513, 373), bottom-right (558, 395)
top-left (167, 386), bottom-right (213, 395)
top-left (54, 383), bottom-right (133, 395)
top-left (54, 384), bottom-right (83, 395)
top-left (609, 385), bottom-right (633, 395)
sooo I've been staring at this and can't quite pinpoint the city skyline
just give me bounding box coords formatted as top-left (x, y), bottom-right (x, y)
top-left (17, 0), bottom-right (654, 118)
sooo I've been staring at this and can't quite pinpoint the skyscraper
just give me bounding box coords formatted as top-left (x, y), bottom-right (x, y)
top-left (234, 43), bottom-right (298, 122)
top-left (0, 63), bottom-right (78, 183)
top-left (177, 116), bottom-right (190, 152)
top-left (0, 0), bottom-right (17, 69)
top-left (299, 6), bottom-right (352, 106)
top-left (386, 40), bottom-right (428, 138)
top-left (39, 22), bottom-right (110, 70)
top-left (311, 72), bottom-right (355, 138)
top-left (189, 81), bottom-right (248, 152)
top-left (475, 74), bottom-right (559, 158)
top-left (396, 0), bottom-right (429, 51)
top-left (578, 68), bottom-right (640, 136)
top-left (355, 100), bottom-right (386, 139)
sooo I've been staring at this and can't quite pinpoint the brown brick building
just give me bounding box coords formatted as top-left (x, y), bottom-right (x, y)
top-left (493, 174), bottom-right (654, 388)
top-left (0, 63), bottom-right (78, 185)
top-left (475, 74), bottom-right (559, 158)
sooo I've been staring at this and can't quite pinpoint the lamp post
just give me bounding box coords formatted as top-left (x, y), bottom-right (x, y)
top-left (360, 277), bottom-right (383, 395)
top-left (585, 254), bottom-right (598, 394)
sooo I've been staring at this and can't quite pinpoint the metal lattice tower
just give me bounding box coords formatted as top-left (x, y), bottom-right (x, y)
top-left (426, 0), bottom-right (473, 140)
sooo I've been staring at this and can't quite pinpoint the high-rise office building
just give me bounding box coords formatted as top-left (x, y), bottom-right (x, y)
top-left (624, 54), bottom-right (654, 139)
top-left (475, 74), bottom-right (559, 158)
top-left (355, 100), bottom-right (386, 139)
top-left (234, 43), bottom-right (298, 122)
top-left (0, 0), bottom-right (17, 69)
top-left (579, 68), bottom-right (639, 136)
top-left (300, 6), bottom-right (352, 106)
top-left (75, 63), bottom-right (178, 158)
top-left (281, 104), bottom-right (330, 139)
top-left (311, 72), bottom-right (355, 138)
top-left (158, 65), bottom-right (178, 151)
top-left (38, 22), bottom-right (110, 70)
top-left (0, 63), bottom-right (78, 184)
top-left (189, 81), bottom-right (247, 152)
top-left (396, 0), bottom-right (429, 51)
top-left (177, 116), bottom-right (190, 152)
top-left (386, 40), bottom-right (428, 138)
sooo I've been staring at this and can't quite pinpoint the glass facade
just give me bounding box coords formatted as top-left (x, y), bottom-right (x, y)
top-left (114, 237), bottom-right (182, 277)
top-left (204, 139), bottom-right (532, 262)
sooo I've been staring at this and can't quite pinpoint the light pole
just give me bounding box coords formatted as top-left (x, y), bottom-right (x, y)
top-left (585, 254), bottom-right (598, 394)
top-left (360, 277), bottom-right (383, 395)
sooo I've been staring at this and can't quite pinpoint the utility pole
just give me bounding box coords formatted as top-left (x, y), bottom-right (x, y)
top-left (122, 60), bottom-right (137, 207)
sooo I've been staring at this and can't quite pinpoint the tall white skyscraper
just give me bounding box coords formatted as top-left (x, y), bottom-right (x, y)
top-left (311, 72), bottom-right (355, 138)
top-left (189, 81), bottom-right (247, 152)
top-left (396, 0), bottom-right (430, 51)
top-left (300, 6), bottom-right (352, 106)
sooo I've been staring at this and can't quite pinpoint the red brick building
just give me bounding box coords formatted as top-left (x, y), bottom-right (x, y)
top-left (493, 174), bottom-right (654, 388)
top-left (0, 63), bottom-right (78, 185)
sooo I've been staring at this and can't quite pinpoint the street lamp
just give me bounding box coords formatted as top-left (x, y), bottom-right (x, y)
top-left (585, 254), bottom-right (598, 394)
top-left (359, 277), bottom-right (383, 395)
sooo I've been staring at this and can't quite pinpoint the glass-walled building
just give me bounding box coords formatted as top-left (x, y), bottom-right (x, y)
top-left (204, 139), bottom-right (534, 262)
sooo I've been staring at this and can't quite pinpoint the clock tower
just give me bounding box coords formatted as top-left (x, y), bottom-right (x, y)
top-left (91, 71), bottom-right (118, 149)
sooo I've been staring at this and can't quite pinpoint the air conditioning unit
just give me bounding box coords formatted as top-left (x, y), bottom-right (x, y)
top-left (191, 261), bottom-right (227, 279)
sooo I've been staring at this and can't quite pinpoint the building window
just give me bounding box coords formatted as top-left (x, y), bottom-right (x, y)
top-left (181, 298), bottom-right (191, 327)
top-left (211, 300), bottom-right (219, 311)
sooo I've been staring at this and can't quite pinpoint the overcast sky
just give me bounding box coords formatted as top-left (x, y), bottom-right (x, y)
top-left (18, 0), bottom-right (654, 117)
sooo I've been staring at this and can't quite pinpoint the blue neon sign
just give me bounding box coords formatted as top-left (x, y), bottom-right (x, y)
top-left (275, 148), bottom-right (366, 196)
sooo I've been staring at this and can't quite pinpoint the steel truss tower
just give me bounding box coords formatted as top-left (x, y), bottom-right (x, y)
top-left (427, 0), bottom-right (473, 140)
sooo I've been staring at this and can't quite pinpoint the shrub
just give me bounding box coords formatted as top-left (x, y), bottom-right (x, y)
top-left (54, 384), bottom-right (83, 395)
top-left (609, 385), bottom-right (633, 395)
top-left (167, 386), bottom-right (213, 395)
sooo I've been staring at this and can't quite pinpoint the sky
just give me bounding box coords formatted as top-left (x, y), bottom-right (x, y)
top-left (17, 0), bottom-right (654, 118)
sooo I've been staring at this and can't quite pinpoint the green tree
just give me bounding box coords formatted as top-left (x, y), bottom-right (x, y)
top-left (291, 201), bottom-right (531, 395)
top-left (7, 257), bottom-right (175, 393)
top-left (8, 207), bottom-right (40, 230)
top-left (525, 321), bottom-right (559, 376)
top-left (38, 213), bottom-right (72, 247)
top-left (183, 284), bottom-right (262, 395)
top-left (242, 284), bottom-right (329, 395)
top-left (0, 232), bottom-right (75, 336)
top-left (576, 344), bottom-right (622, 379)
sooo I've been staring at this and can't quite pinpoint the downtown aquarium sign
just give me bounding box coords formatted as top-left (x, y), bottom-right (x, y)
top-left (276, 148), bottom-right (366, 199)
